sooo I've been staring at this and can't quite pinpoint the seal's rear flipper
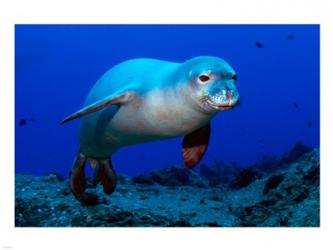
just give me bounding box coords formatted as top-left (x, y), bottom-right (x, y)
top-left (182, 123), bottom-right (211, 169)
top-left (60, 91), bottom-right (133, 124)
top-left (95, 158), bottom-right (117, 195)
top-left (70, 152), bottom-right (87, 198)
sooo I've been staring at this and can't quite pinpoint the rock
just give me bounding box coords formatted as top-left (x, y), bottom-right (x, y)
top-left (251, 155), bottom-right (280, 173)
top-left (44, 172), bottom-right (65, 182)
top-left (263, 174), bottom-right (285, 194)
top-left (302, 152), bottom-right (319, 185)
top-left (250, 142), bottom-right (313, 173)
top-left (259, 199), bottom-right (277, 207)
top-left (117, 174), bottom-right (132, 185)
top-left (132, 175), bottom-right (155, 185)
top-left (281, 142), bottom-right (312, 165)
top-left (79, 192), bottom-right (102, 206)
top-left (136, 186), bottom-right (160, 195)
top-left (105, 211), bottom-right (135, 226)
top-left (149, 166), bottom-right (207, 187)
top-left (15, 148), bottom-right (319, 227)
top-left (206, 222), bottom-right (221, 227)
top-left (232, 150), bottom-right (319, 227)
top-left (209, 196), bottom-right (223, 202)
top-left (15, 198), bottom-right (51, 227)
top-left (132, 167), bottom-right (207, 188)
top-left (200, 162), bottom-right (241, 187)
top-left (61, 187), bottom-right (71, 196)
top-left (85, 177), bottom-right (96, 188)
top-left (168, 219), bottom-right (193, 227)
top-left (229, 168), bottom-right (261, 189)
top-left (303, 165), bottom-right (319, 184)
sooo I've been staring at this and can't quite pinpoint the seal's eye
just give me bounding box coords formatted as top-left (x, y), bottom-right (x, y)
top-left (199, 75), bottom-right (210, 82)
top-left (232, 74), bottom-right (237, 81)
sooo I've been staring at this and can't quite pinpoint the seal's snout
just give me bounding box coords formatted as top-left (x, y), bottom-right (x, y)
top-left (209, 88), bottom-right (240, 111)
top-left (229, 96), bottom-right (240, 108)
top-left (229, 90), bottom-right (240, 104)
top-left (226, 90), bottom-right (233, 100)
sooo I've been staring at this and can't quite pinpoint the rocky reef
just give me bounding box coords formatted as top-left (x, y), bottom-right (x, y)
top-left (15, 142), bottom-right (319, 227)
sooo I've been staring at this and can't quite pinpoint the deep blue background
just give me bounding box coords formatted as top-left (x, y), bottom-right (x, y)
top-left (15, 25), bottom-right (320, 177)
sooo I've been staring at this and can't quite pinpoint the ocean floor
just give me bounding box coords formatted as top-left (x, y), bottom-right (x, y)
top-left (15, 143), bottom-right (319, 227)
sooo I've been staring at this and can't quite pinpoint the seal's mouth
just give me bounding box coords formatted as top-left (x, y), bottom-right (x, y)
top-left (193, 89), bottom-right (240, 114)
top-left (215, 104), bottom-right (233, 111)
top-left (206, 98), bottom-right (239, 111)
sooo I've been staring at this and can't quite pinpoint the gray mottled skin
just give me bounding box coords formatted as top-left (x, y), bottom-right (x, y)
top-left (73, 56), bottom-right (239, 158)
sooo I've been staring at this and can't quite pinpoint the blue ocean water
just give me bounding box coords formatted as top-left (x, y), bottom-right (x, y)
top-left (15, 24), bottom-right (319, 177)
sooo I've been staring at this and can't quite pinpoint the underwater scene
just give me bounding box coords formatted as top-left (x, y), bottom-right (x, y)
top-left (15, 24), bottom-right (320, 227)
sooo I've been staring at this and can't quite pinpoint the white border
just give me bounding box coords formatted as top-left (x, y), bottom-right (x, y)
top-left (1, 0), bottom-right (332, 250)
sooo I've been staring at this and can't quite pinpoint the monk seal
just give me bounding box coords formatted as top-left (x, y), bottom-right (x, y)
top-left (61, 56), bottom-right (240, 201)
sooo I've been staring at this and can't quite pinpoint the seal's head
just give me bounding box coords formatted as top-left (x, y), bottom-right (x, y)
top-left (181, 56), bottom-right (240, 113)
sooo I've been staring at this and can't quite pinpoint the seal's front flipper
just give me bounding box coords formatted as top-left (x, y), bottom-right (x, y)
top-left (70, 152), bottom-right (87, 198)
top-left (95, 158), bottom-right (117, 195)
top-left (60, 91), bottom-right (133, 125)
top-left (182, 123), bottom-right (211, 169)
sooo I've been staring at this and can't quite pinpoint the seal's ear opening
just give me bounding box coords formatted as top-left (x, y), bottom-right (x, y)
top-left (60, 91), bottom-right (132, 125)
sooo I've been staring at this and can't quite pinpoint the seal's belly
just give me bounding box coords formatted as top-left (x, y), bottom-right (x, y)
top-left (80, 88), bottom-right (212, 157)
top-left (107, 100), bottom-right (206, 144)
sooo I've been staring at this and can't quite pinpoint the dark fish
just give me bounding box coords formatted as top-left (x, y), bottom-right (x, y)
top-left (18, 119), bottom-right (27, 126)
top-left (293, 102), bottom-right (299, 108)
top-left (287, 35), bottom-right (295, 40)
top-left (255, 42), bottom-right (263, 48)
top-left (307, 121), bottom-right (312, 128)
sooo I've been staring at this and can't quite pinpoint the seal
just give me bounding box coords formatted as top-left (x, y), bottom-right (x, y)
top-left (61, 56), bottom-right (240, 201)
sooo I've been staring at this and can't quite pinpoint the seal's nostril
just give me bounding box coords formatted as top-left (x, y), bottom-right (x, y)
top-left (226, 91), bottom-right (233, 100)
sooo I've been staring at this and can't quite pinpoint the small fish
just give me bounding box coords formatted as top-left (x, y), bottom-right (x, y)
top-left (293, 102), bottom-right (299, 109)
top-left (287, 35), bottom-right (295, 40)
top-left (18, 119), bottom-right (27, 126)
top-left (307, 121), bottom-right (312, 128)
top-left (255, 42), bottom-right (263, 48)
top-left (31, 117), bottom-right (36, 122)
